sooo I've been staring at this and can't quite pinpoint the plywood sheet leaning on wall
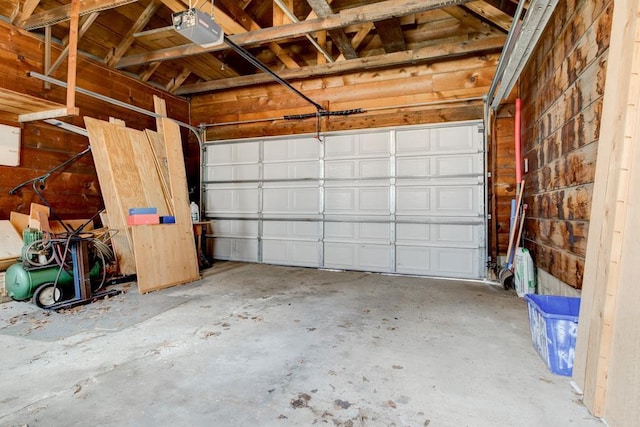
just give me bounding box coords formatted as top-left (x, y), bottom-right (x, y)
top-left (84, 116), bottom-right (199, 292)
top-left (85, 118), bottom-right (141, 275)
top-left (129, 97), bottom-right (199, 293)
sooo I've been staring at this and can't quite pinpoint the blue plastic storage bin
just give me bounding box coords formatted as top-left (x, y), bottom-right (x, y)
top-left (524, 294), bottom-right (581, 376)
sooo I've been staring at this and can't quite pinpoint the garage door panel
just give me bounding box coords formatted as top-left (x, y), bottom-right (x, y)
top-left (324, 132), bottom-right (389, 159)
top-left (397, 187), bottom-right (431, 212)
top-left (431, 126), bottom-right (480, 153)
top-left (396, 128), bottom-right (430, 155)
top-left (396, 246), bottom-right (431, 275)
top-left (213, 237), bottom-right (258, 262)
top-left (207, 164), bottom-right (260, 181)
top-left (325, 188), bottom-right (356, 212)
top-left (263, 221), bottom-right (318, 239)
top-left (434, 223), bottom-right (478, 245)
top-left (434, 186), bottom-right (478, 214)
top-left (325, 186), bottom-right (389, 214)
top-left (262, 240), bottom-right (319, 267)
top-left (212, 219), bottom-right (259, 238)
top-left (434, 154), bottom-right (479, 176)
top-left (263, 161), bottom-right (318, 180)
top-left (432, 247), bottom-right (480, 277)
top-left (324, 242), bottom-right (392, 272)
top-left (396, 223), bottom-right (430, 243)
top-left (325, 158), bottom-right (389, 179)
top-left (263, 187), bottom-right (319, 213)
top-left (263, 137), bottom-right (318, 162)
top-left (325, 222), bottom-right (390, 243)
top-left (208, 142), bottom-right (260, 164)
top-left (359, 187), bottom-right (390, 212)
top-left (397, 157), bottom-right (430, 177)
top-left (205, 187), bottom-right (260, 213)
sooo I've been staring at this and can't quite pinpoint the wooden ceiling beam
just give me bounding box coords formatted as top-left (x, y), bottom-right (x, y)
top-left (175, 34), bottom-right (505, 95)
top-left (48, 12), bottom-right (100, 76)
top-left (463, 0), bottom-right (514, 32)
top-left (117, 0), bottom-right (471, 68)
top-left (165, 67), bottom-right (192, 93)
top-left (336, 22), bottom-right (373, 61)
top-left (139, 61), bottom-right (162, 82)
top-left (442, 5), bottom-right (490, 32)
top-left (373, 17), bottom-right (406, 53)
top-left (13, 0), bottom-right (41, 26)
top-left (21, 0), bottom-right (138, 30)
top-left (307, 0), bottom-right (358, 60)
top-left (105, 0), bottom-right (161, 67)
top-left (216, 0), bottom-right (300, 69)
top-left (481, 0), bottom-right (519, 17)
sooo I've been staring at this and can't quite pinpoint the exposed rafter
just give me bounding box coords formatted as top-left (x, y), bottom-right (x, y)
top-left (307, 0), bottom-right (358, 60)
top-left (175, 34), bottom-right (505, 95)
top-left (21, 0), bottom-right (138, 30)
top-left (105, 0), bottom-right (161, 67)
top-left (117, 0), bottom-right (471, 69)
top-left (373, 17), bottom-right (406, 53)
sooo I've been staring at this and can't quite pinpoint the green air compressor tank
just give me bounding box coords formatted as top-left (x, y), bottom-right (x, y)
top-left (4, 262), bottom-right (101, 301)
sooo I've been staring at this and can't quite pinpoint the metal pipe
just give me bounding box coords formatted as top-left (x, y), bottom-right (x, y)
top-left (29, 70), bottom-right (206, 219)
top-left (206, 216), bottom-right (484, 225)
top-left (27, 71), bottom-right (203, 150)
top-left (204, 173), bottom-right (483, 185)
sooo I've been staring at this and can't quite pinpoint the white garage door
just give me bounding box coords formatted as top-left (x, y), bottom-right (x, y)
top-left (204, 121), bottom-right (486, 279)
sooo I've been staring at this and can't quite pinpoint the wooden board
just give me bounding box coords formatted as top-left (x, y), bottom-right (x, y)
top-left (573, 0), bottom-right (640, 422)
top-left (85, 114), bottom-right (198, 292)
top-left (9, 211), bottom-right (29, 235)
top-left (84, 117), bottom-right (138, 275)
top-left (0, 220), bottom-right (23, 263)
top-left (131, 224), bottom-right (200, 293)
top-left (0, 87), bottom-right (67, 121)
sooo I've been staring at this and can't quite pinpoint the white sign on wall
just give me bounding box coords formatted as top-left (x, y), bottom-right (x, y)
top-left (0, 123), bottom-right (21, 166)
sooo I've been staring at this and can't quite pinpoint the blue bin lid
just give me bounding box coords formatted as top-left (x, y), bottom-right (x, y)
top-left (524, 294), bottom-right (580, 321)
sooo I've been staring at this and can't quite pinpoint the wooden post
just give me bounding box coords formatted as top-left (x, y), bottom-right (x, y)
top-left (65, 0), bottom-right (79, 116)
top-left (44, 26), bottom-right (51, 90)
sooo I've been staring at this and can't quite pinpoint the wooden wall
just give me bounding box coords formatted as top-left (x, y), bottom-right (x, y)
top-left (0, 21), bottom-right (192, 222)
top-left (190, 53), bottom-right (500, 141)
top-left (513, 0), bottom-right (612, 289)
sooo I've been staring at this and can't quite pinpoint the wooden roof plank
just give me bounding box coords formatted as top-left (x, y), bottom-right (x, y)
top-left (175, 34), bottom-right (505, 95)
top-left (307, 0), bottom-right (358, 59)
top-left (217, 0), bottom-right (300, 69)
top-left (374, 17), bottom-right (406, 53)
top-left (13, 0), bottom-right (40, 26)
top-left (463, 0), bottom-right (514, 32)
top-left (117, 0), bottom-right (471, 68)
top-left (21, 0), bottom-right (139, 30)
top-left (105, 0), bottom-right (161, 67)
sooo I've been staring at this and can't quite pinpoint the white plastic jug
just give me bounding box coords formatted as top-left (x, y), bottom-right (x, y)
top-left (190, 201), bottom-right (200, 223)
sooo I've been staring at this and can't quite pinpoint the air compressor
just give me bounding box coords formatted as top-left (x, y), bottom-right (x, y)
top-left (5, 229), bottom-right (113, 309)
top-left (5, 261), bottom-right (102, 307)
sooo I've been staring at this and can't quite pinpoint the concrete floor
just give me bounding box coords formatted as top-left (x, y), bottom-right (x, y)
top-left (0, 262), bottom-right (601, 427)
